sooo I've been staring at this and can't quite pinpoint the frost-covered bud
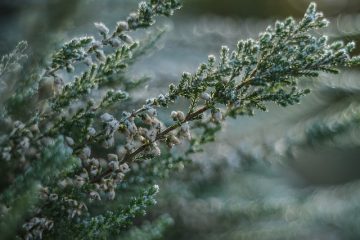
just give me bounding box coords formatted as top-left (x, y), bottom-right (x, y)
top-left (319, 18), bottom-right (330, 27)
top-left (108, 161), bottom-right (120, 171)
top-left (125, 119), bottom-right (137, 135)
top-left (180, 122), bottom-right (191, 140)
top-left (44, 220), bottom-right (54, 230)
top-left (181, 122), bottom-right (190, 132)
top-left (107, 154), bottom-right (118, 162)
top-left (169, 135), bottom-right (181, 145)
top-left (54, 76), bottom-right (64, 94)
top-left (147, 107), bottom-right (157, 117)
top-left (116, 21), bottom-right (129, 32)
top-left (108, 119), bottom-right (120, 132)
top-left (89, 158), bottom-right (99, 167)
top-left (80, 168), bottom-right (89, 179)
top-left (58, 179), bottom-right (69, 189)
top-left (110, 38), bottom-right (122, 48)
top-left (125, 141), bottom-right (135, 151)
top-left (92, 40), bottom-right (102, 49)
top-left (97, 158), bottom-right (107, 169)
top-left (145, 98), bottom-right (152, 105)
top-left (19, 137), bottom-right (30, 150)
top-left (13, 120), bottom-right (25, 129)
top-left (183, 131), bottom-right (191, 141)
top-left (137, 135), bottom-right (146, 143)
top-left (212, 109), bottom-right (223, 122)
top-left (117, 146), bottom-right (127, 161)
top-left (170, 111), bottom-right (178, 120)
top-left (346, 41), bottom-right (356, 52)
top-left (153, 145), bottom-right (161, 156)
top-left (31, 217), bottom-right (42, 225)
top-left (153, 184), bottom-right (160, 194)
top-left (80, 146), bottom-right (91, 160)
top-left (141, 114), bottom-right (153, 125)
top-left (138, 127), bottom-right (147, 136)
top-left (177, 111), bottom-right (185, 121)
top-left (146, 128), bottom-right (157, 141)
top-left (49, 193), bottom-right (58, 201)
top-left (158, 94), bottom-right (166, 101)
top-left (90, 191), bottom-right (101, 201)
top-left (107, 189), bottom-right (116, 200)
top-left (87, 127), bottom-right (96, 136)
top-left (201, 92), bottom-right (211, 101)
top-left (120, 34), bottom-right (134, 44)
top-left (182, 72), bottom-right (191, 79)
top-left (74, 175), bottom-right (85, 187)
top-left (208, 54), bottom-right (216, 64)
top-left (260, 32), bottom-right (272, 44)
top-left (102, 137), bottom-right (115, 149)
top-left (90, 165), bottom-right (99, 176)
top-left (70, 207), bottom-right (83, 218)
top-left (94, 22), bottom-right (109, 36)
top-left (152, 118), bottom-right (162, 130)
top-left (65, 136), bottom-right (74, 146)
top-left (101, 113), bottom-right (114, 122)
top-left (115, 172), bottom-right (125, 183)
top-left (22, 222), bottom-right (33, 231)
top-left (119, 163), bottom-right (130, 173)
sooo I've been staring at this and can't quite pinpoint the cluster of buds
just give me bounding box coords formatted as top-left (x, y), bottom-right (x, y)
top-left (167, 134), bottom-right (181, 148)
top-left (23, 217), bottom-right (54, 240)
top-left (77, 146), bottom-right (132, 201)
top-left (62, 198), bottom-right (88, 219)
top-left (170, 111), bottom-right (185, 122)
top-left (39, 187), bottom-right (58, 202)
top-left (1, 120), bottom-right (33, 163)
top-left (100, 113), bottom-right (120, 148)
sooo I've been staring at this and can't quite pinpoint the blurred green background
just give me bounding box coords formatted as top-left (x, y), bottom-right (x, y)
top-left (1, 0), bottom-right (360, 239)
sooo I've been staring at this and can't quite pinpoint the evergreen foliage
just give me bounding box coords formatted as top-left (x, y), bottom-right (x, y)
top-left (0, 1), bottom-right (359, 239)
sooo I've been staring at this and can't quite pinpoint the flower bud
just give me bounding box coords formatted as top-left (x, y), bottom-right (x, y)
top-left (119, 163), bottom-right (130, 173)
top-left (49, 193), bottom-right (58, 201)
top-left (107, 154), bottom-right (118, 162)
top-left (147, 107), bottom-right (157, 117)
top-left (108, 161), bottom-right (120, 171)
top-left (201, 92), bottom-right (211, 101)
top-left (177, 111), bottom-right (185, 121)
top-left (65, 136), bottom-right (74, 146)
top-left (90, 191), bottom-right (101, 201)
top-left (110, 38), bottom-right (122, 48)
top-left (74, 175), bottom-right (85, 187)
top-left (170, 111), bottom-right (178, 120)
top-left (94, 22), bottom-right (109, 35)
top-left (116, 21), bottom-right (129, 32)
top-left (169, 135), bottom-right (181, 145)
top-left (87, 127), bottom-right (96, 136)
top-left (153, 145), bottom-right (161, 156)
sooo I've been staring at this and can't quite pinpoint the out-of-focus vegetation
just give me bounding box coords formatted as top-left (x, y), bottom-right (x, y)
top-left (0, 0), bottom-right (360, 239)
